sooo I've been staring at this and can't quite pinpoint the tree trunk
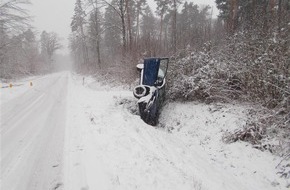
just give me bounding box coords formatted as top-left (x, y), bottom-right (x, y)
top-left (120, 0), bottom-right (126, 54)
top-left (80, 25), bottom-right (89, 68)
top-left (172, 0), bottom-right (177, 53)
top-left (262, 0), bottom-right (269, 34)
top-left (269, 0), bottom-right (275, 15)
top-left (94, 5), bottom-right (101, 69)
top-left (125, 0), bottom-right (132, 53)
top-left (136, 7), bottom-right (140, 49)
top-left (160, 14), bottom-right (163, 51)
top-left (278, 0), bottom-right (282, 33)
top-left (228, 0), bottom-right (238, 33)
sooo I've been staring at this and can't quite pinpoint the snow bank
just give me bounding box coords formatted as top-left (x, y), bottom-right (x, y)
top-left (64, 74), bottom-right (289, 190)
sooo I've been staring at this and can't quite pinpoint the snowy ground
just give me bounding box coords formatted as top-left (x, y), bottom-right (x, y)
top-left (1, 72), bottom-right (288, 190)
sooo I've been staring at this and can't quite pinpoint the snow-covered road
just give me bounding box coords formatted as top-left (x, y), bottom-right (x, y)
top-left (1, 72), bottom-right (287, 190)
top-left (1, 73), bottom-right (68, 190)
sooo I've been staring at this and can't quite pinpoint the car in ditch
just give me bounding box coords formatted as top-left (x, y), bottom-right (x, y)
top-left (133, 57), bottom-right (169, 126)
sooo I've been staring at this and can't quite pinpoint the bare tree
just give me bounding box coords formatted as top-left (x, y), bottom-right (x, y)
top-left (0, 0), bottom-right (33, 78)
top-left (88, 0), bottom-right (102, 69)
top-left (140, 5), bottom-right (158, 56)
top-left (125, 0), bottom-right (134, 53)
top-left (103, 0), bottom-right (122, 58)
top-left (119, 0), bottom-right (126, 53)
top-left (40, 31), bottom-right (62, 69)
top-left (154, 0), bottom-right (169, 50)
top-left (171, 0), bottom-right (178, 52)
top-left (0, 0), bottom-right (31, 34)
top-left (101, 0), bottom-right (127, 55)
top-left (135, 0), bottom-right (146, 48)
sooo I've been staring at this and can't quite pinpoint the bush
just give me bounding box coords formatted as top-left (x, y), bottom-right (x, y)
top-left (166, 30), bottom-right (290, 156)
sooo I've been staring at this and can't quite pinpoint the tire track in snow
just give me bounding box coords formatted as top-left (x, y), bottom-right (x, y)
top-left (1, 72), bottom-right (68, 190)
top-left (0, 75), bottom-right (62, 133)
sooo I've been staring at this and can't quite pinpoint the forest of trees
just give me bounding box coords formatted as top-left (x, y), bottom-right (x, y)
top-left (69, 0), bottom-right (289, 115)
top-left (68, 0), bottom-right (289, 107)
top-left (0, 0), bottom-right (62, 79)
top-left (68, 0), bottom-right (289, 154)
top-left (69, 0), bottom-right (214, 77)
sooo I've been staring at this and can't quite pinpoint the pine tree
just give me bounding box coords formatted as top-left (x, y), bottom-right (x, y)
top-left (71, 0), bottom-right (89, 69)
top-left (88, 1), bottom-right (102, 69)
top-left (135, 0), bottom-right (147, 48)
top-left (154, 0), bottom-right (169, 50)
top-left (103, 0), bottom-right (122, 58)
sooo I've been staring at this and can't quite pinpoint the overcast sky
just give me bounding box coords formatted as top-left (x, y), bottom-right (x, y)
top-left (28, 0), bottom-right (218, 54)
